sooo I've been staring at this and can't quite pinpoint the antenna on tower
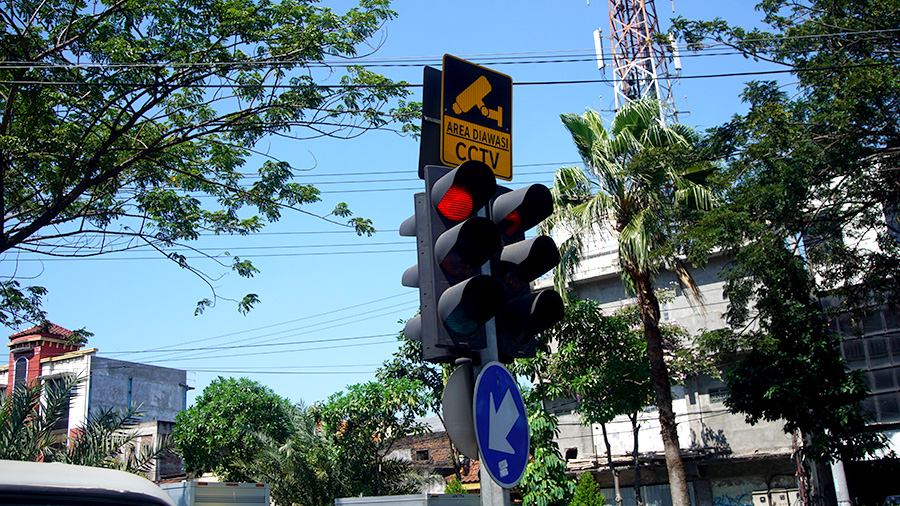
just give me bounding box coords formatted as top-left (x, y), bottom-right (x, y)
top-left (593, 28), bottom-right (605, 71)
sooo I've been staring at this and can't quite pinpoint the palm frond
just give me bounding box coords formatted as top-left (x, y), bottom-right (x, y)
top-left (0, 375), bottom-right (84, 462)
top-left (618, 208), bottom-right (656, 272)
top-left (56, 403), bottom-right (144, 468)
top-left (671, 258), bottom-right (706, 309)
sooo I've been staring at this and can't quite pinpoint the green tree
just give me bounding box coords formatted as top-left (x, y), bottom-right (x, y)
top-left (235, 403), bottom-right (343, 506)
top-left (519, 390), bottom-right (575, 506)
top-left (0, 376), bottom-right (78, 461)
top-left (570, 472), bottom-right (606, 506)
top-left (377, 319), bottom-right (466, 479)
top-left (312, 377), bottom-right (428, 497)
top-left (670, 0), bottom-right (891, 471)
top-left (0, 0), bottom-right (418, 326)
top-left (546, 98), bottom-right (717, 506)
top-left (173, 376), bottom-right (293, 481)
top-left (545, 300), bottom-right (651, 506)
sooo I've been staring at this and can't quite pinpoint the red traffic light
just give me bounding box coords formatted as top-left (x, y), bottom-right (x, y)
top-left (492, 184), bottom-right (553, 238)
top-left (432, 160), bottom-right (496, 223)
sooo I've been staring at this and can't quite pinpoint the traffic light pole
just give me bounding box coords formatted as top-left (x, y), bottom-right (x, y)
top-left (475, 209), bottom-right (511, 506)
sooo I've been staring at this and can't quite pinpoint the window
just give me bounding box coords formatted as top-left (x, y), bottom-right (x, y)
top-left (565, 448), bottom-right (578, 461)
top-left (14, 357), bottom-right (28, 385)
top-left (709, 388), bottom-right (729, 404)
top-left (414, 450), bottom-right (430, 462)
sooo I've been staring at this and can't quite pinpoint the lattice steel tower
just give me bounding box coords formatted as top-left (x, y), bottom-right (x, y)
top-left (603, 0), bottom-right (681, 123)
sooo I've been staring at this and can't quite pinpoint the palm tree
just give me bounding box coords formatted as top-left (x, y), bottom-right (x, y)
top-left (0, 375), bottom-right (163, 473)
top-left (545, 97), bottom-right (716, 506)
top-left (0, 375), bottom-right (79, 461)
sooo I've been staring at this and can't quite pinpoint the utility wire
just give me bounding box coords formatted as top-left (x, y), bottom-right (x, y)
top-left (4, 60), bottom-right (897, 89)
top-left (138, 299), bottom-right (417, 362)
top-left (3, 28), bottom-right (897, 70)
top-left (110, 292), bottom-right (413, 354)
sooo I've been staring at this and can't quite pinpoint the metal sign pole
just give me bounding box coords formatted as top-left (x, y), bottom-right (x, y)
top-left (475, 221), bottom-right (511, 506)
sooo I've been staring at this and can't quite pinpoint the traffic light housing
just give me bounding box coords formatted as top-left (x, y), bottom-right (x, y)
top-left (401, 161), bottom-right (505, 363)
top-left (490, 184), bottom-right (565, 362)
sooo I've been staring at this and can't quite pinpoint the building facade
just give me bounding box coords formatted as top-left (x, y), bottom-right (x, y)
top-left (535, 218), bottom-right (899, 506)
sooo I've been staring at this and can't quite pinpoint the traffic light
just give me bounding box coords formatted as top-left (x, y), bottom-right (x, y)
top-left (490, 184), bottom-right (565, 362)
top-left (401, 161), bottom-right (505, 363)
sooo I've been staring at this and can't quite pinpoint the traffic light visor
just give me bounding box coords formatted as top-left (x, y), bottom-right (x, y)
top-left (501, 290), bottom-right (565, 343)
top-left (434, 217), bottom-right (501, 278)
top-left (439, 275), bottom-right (504, 337)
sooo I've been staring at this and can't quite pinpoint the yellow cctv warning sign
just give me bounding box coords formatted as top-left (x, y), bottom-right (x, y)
top-left (441, 55), bottom-right (513, 180)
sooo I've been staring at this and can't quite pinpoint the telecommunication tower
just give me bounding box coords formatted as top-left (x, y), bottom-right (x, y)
top-left (594, 0), bottom-right (682, 123)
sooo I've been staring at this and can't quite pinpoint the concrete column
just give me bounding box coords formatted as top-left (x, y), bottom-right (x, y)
top-left (830, 460), bottom-right (851, 506)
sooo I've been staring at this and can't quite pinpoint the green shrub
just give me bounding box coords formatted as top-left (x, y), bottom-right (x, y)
top-left (570, 473), bottom-right (606, 506)
top-left (445, 476), bottom-right (467, 494)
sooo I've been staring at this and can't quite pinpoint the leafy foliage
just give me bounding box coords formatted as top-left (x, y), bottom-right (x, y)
top-left (377, 318), bottom-right (448, 419)
top-left (377, 319), bottom-right (466, 478)
top-left (545, 300), bottom-right (653, 425)
top-left (519, 391), bottom-right (575, 506)
top-left (173, 376), bottom-right (293, 480)
top-left (0, 0), bottom-right (419, 323)
top-left (235, 403), bottom-right (344, 506)
top-left (312, 378), bottom-right (429, 497)
top-left (570, 472), bottom-right (606, 506)
top-left (445, 476), bottom-right (467, 494)
top-left (0, 375), bottom-right (164, 472)
top-left (671, 0), bottom-right (896, 461)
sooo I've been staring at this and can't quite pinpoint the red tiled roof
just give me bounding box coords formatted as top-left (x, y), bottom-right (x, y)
top-left (9, 322), bottom-right (74, 340)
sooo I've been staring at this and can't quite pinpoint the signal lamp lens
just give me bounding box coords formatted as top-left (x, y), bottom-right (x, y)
top-left (498, 210), bottom-right (523, 237)
top-left (445, 308), bottom-right (479, 337)
top-left (437, 184), bottom-right (474, 222)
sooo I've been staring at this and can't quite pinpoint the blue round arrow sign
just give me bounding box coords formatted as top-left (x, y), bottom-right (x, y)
top-left (473, 361), bottom-right (529, 488)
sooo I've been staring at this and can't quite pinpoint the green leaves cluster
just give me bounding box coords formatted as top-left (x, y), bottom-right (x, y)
top-left (174, 375), bottom-right (429, 505)
top-left (519, 392), bottom-right (575, 506)
top-left (173, 376), bottom-right (293, 481)
top-left (236, 403), bottom-right (345, 506)
top-left (671, 0), bottom-right (898, 461)
top-left (312, 377), bottom-right (429, 497)
top-left (547, 97), bottom-right (717, 291)
top-left (0, 0), bottom-right (419, 322)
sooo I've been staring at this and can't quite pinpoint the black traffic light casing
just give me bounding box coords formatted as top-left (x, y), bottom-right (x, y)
top-left (490, 184), bottom-right (565, 362)
top-left (401, 161), bottom-right (505, 363)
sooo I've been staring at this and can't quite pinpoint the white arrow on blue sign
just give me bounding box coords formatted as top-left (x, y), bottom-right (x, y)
top-left (473, 361), bottom-right (529, 488)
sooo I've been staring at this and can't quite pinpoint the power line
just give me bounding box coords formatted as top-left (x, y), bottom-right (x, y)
top-left (3, 28), bottom-right (897, 71)
top-left (110, 332), bottom-right (397, 354)
top-left (4, 60), bottom-right (897, 89)
top-left (110, 292), bottom-right (413, 355)
top-left (142, 337), bottom-right (399, 364)
top-left (187, 369), bottom-right (378, 375)
top-left (137, 298), bottom-right (417, 363)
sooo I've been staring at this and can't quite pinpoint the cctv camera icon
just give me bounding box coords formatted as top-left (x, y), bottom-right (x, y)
top-left (453, 75), bottom-right (503, 128)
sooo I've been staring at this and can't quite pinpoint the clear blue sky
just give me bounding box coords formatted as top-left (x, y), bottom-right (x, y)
top-left (1, 0), bottom-right (780, 406)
